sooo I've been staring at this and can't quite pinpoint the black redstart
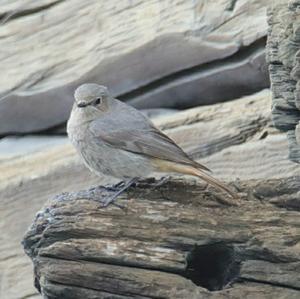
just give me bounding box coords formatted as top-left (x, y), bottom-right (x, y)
top-left (67, 83), bottom-right (237, 206)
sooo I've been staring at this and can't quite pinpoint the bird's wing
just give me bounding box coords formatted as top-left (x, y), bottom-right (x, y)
top-left (89, 121), bottom-right (210, 172)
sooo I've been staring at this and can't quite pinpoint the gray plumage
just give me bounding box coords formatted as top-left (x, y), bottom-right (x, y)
top-left (67, 83), bottom-right (236, 199)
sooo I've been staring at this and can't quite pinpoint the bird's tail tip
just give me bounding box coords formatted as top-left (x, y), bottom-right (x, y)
top-left (186, 166), bottom-right (239, 200)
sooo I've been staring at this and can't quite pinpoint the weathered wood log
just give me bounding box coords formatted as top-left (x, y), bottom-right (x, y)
top-left (23, 176), bottom-right (300, 298)
top-left (0, 0), bottom-right (272, 135)
top-left (267, 0), bottom-right (300, 162)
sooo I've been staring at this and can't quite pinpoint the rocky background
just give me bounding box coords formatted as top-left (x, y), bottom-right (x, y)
top-left (267, 0), bottom-right (300, 162)
top-left (0, 0), bottom-right (272, 134)
top-left (0, 0), bottom-right (299, 299)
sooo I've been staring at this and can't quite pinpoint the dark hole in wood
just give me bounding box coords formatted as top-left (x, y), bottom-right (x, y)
top-left (185, 242), bottom-right (240, 291)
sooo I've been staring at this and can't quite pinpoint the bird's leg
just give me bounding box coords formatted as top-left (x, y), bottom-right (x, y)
top-left (105, 180), bottom-right (125, 192)
top-left (102, 177), bottom-right (139, 207)
top-left (152, 176), bottom-right (170, 188)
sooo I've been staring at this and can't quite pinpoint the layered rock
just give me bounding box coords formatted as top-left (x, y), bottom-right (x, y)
top-left (0, 0), bottom-right (272, 135)
top-left (267, 0), bottom-right (300, 162)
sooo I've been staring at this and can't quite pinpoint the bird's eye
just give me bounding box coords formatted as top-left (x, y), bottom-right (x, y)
top-left (94, 97), bottom-right (102, 105)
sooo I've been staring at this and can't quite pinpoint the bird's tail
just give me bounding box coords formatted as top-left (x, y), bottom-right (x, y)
top-left (188, 167), bottom-right (238, 198)
top-left (152, 159), bottom-right (238, 199)
top-left (167, 162), bottom-right (237, 198)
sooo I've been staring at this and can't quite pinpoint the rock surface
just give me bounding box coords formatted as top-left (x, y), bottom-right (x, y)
top-left (0, 0), bottom-right (272, 135)
top-left (0, 135), bottom-right (68, 160)
top-left (1, 90), bottom-right (299, 299)
top-left (267, 0), bottom-right (300, 162)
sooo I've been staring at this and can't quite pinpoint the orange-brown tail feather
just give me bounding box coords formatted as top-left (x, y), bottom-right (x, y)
top-left (152, 159), bottom-right (238, 199)
top-left (190, 167), bottom-right (237, 198)
top-left (168, 162), bottom-right (237, 198)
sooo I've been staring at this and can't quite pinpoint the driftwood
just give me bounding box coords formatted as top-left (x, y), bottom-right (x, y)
top-left (23, 176), bottom-right (300, 299)
top-left (267, 0), bottom-right (300, 162)
top-left (0, 0), bottom-right (271, 135)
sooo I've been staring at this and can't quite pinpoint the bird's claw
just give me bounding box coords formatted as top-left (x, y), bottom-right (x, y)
top-left (98, 177), bottom-right (139, 209)
top-left (152, 176), bottom-right (170, 188)
top-left (101, 196), bottom-right (125, 209)
top-left (104, 180), bottom-right (125, 192)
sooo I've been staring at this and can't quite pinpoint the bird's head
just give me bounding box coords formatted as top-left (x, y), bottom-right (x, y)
top-left (73, 83), bottom-right (112, 118)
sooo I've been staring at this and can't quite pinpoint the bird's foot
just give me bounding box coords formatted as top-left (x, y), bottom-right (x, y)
top-left (100, 177), bottom-right (139, 208)
top-left (152, 176), bottom-right (170, 188)
top-left (101, 195), bottom-right (125, 209)
top-left (102, 180), bottom-right (126, 192)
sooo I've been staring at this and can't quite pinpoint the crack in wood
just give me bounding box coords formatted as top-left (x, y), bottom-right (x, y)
top-left (240, 277), bottom-right (300, 292)
top-left (45, 279), bottom-right (161, 299)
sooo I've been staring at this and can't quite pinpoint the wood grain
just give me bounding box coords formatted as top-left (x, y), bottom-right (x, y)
top-left (23, 176), bottom-right (300, 298)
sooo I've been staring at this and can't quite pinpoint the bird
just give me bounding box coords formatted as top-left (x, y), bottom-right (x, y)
top-left (67, 83), bottom-right (237, 206)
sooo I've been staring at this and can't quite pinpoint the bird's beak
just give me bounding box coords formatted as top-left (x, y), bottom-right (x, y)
top-left (77, 102), bottom-right (88, 108)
